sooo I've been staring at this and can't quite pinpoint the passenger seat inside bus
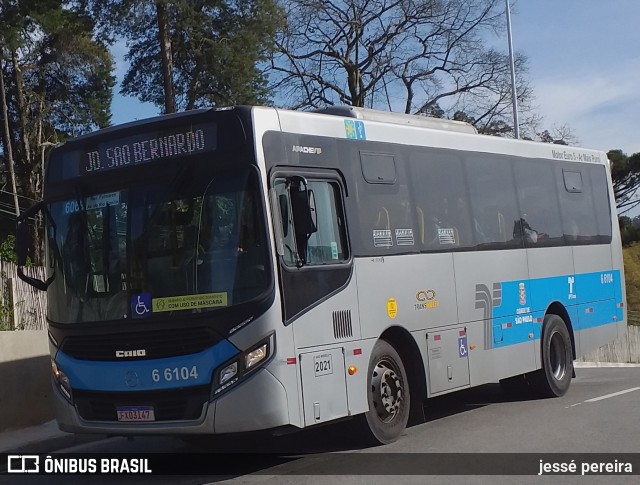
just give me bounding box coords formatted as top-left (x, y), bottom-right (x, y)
top-left (374, 206), bottom-right (390, 230)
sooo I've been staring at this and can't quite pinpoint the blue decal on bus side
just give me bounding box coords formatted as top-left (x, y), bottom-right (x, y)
top-left (55, 339), bottom-right (240, 392)
top-left (458, 337), bottom-right (468, 357)
top-left (488, 270), bottom-right (622, 349)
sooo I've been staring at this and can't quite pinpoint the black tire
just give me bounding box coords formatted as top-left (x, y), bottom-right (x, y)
top-left (529, 314), bottom-right (573, 398)
top-left (359, 339), bottom-right (410, 445)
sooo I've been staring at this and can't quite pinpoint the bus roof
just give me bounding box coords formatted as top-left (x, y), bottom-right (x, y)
top-left (313, 106), bottom-right (478, 134)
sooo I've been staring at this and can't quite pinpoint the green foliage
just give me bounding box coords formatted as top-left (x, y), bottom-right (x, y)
top-left (0, 235), bottom-right (17, 263)
top-left (619, 216), bottom-right (640, 246)
top-left (0, 271), bottom-right (13, 330)
top-left (610, 149), bottom-right (640, 213)
top-left (623, 245), bottom-right (640, 325)
top-left (1, 0), bottom-right (114, 256)
top-left (99, 0), bottom-right (284, 111)
top-left (0, 305), bottom-right (12, 331)
top-left (1, 1), bottom-right (115, 137)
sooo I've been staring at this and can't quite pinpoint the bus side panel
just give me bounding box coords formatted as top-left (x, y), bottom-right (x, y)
top-left (526, 246), bottom-right (575, 367)
top-left (354, 254), bottom-right (458, 337)
top-left (453, 249), bottom-right (536, 386)
top-left (355, 253), bottom-right (462, 397)
top-left (572, 245), bottom-right (618, 357)
top-left (289, 272), bottom-right (370, 420)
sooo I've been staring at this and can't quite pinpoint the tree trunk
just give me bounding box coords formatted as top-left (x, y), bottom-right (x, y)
top-left (156, 0), bottom-right (176, 114)
top-left (12, 49), bottom-right (31, 169)
top-left (0, 59), bottom-right (20, 217)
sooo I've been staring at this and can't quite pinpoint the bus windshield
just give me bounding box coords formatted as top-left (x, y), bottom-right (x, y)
top-left (46, 165), bottom-right (270, 324)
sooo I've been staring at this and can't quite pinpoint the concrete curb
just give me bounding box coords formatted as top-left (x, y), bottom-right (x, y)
top-left (0, 420), bottom-right (107, 454)
top-left (575, 361), bottom-right (640, 368)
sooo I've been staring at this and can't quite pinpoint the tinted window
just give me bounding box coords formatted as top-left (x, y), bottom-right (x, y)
top-left (589, 165), bottom-right (613, 242)
top-left (46, 167), bottom-right (271, 323)
top-left (409, 151), bottom-right (474, 250)
top-left (465, 155), bottom-right (521, 248)
top-left (360, 152), bottom-right (397, 184)
top-left (563, 169), bottom-right (583, 192)
top-left (354, 156), bottom-right (416, 254)
top-left (514, 160), bottom-right (564, 247)
top-left (556, 166), bottom-right (599, 243)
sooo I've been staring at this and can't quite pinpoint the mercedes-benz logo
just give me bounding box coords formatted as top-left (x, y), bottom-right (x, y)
top-left (124, 371), bottom-right (139, 388)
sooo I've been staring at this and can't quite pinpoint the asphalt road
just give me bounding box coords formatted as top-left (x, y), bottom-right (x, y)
top-left (3, 366), bottom-right (639, 484)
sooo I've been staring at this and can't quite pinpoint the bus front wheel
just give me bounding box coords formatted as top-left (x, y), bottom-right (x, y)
top-left (530, 314), bottom-right (573, 397)
top-left (359, 339), bottom-right (410, 445)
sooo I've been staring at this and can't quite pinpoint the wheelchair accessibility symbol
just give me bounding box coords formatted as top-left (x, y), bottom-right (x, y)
top-left (131, 293), bottom-right (151, 318)
top-left (458, 337), bottom-right (468, 358)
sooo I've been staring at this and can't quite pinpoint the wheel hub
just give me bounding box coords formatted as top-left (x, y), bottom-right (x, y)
top-left (371, 361), bottom-right (404, 422)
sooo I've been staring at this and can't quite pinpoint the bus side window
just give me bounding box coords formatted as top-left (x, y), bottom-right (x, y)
top-left (557, 166), bottom-right (600, 244)
top-left (274, 177), bottom-right (348, 267)
top-left (465, 155), bottom-right (520, 248)
top-left (305, 181), bottom-right (348, 264)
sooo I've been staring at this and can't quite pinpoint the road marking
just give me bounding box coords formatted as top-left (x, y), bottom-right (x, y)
top-left (565, 402), bottom-right (582, 408)
top-left (584, 387), bottom-right (640, 403)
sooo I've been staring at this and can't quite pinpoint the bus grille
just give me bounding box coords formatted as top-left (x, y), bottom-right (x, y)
top-left (333, 310), bottom-right (353, 339)
top-left (60, 328), bottom-right (220, 361)
top-left (74, 386), bottom-right (210, 422)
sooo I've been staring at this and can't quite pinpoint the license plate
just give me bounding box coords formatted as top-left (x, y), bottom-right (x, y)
top-left (116, 406), bottom-right (155, 422)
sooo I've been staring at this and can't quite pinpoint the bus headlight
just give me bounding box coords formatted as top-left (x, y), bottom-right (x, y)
top-left (51, 360), bottom-right (73, 404)
top-left (212, 333), bottom-right (274, 398)
top-left (245, 343), bottom-right (267, 369)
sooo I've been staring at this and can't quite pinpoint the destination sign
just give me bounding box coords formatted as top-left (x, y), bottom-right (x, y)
top-left (80, 122), bottom-right (217, 175)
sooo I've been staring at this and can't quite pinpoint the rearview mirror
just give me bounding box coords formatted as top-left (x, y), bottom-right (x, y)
top-left (16, 202), bottom-right (55, 291)
top-left (289, 176), bottom-right (317, 238)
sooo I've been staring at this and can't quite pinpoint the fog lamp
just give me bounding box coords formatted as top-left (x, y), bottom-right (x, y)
top-left (219, 361), bottom-right (238, 385)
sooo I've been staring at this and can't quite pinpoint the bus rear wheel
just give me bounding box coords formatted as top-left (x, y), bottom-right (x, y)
top-left (359, 339), bottom-right (410, 445)
top-left (530, 314), bottom-right (573, 397)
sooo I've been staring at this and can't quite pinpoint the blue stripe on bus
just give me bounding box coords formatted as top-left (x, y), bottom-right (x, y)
top-left (55, 339), bottom-right (240, 392)
top-left (491, 270), bottom-right (622, 348)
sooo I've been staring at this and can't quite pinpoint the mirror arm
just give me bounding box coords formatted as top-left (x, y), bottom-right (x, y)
top-left (15, 201), bottom-right (54, 291)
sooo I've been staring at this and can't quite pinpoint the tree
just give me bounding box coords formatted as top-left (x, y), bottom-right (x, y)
top-left (1, 0), bottom-right (114, 262)
top-left (609, 149), bottom-right (640, 214)
top-left (270, 0), bottom-right (534, 130)
top-left (619, 215), bottom-right (640, 246)
top-left (86, 0), bottom-right (284, 113)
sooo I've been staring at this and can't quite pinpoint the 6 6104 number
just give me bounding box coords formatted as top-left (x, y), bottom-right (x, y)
top-left (151, 366), bottom-right (199, 383)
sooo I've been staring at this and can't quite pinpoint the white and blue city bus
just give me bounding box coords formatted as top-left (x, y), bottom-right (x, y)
top-left (16, 106), bottom-right (626, 444)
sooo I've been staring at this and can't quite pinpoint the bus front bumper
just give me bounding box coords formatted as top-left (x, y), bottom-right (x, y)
top-left (53, 368), bottom-right (291, 435)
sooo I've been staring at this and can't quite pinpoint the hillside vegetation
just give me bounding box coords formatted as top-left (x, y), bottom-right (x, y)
top-left (623, 245), bottom-right (640, 325)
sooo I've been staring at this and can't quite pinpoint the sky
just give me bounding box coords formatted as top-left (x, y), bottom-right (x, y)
top-left (110, 0), bottom-right (640, 156)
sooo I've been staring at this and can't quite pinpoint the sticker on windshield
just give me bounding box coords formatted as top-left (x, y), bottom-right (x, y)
top-left (131, 293), bottom-right (152, 318)
top-left (86, 192), bottom-right (120, 210)
top-left (63, 192), bottom-right (121, 214)
top-left (152, 292), bottom-right (228, 313)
